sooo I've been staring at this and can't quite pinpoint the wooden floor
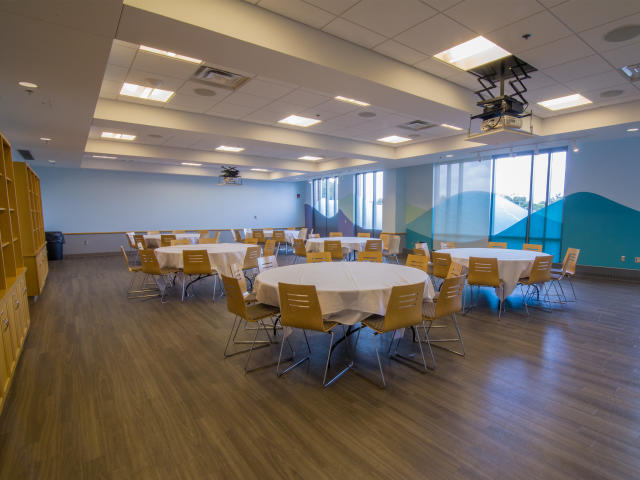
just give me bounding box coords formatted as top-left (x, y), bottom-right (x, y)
top-left (0, 253), bottom-right (638, 479)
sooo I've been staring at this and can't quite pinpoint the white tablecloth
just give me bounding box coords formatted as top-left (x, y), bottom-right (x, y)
top-left (127, 232), bottom-right (200, 249)
top-left (255, 262), bottom-right (435, 325)
top-left (305, 236), bottom-right (369, 253)
top-left (155, 243), bottom-right (250, 275)
top-left (244, 229), bottom-right (300, 243)
top-left (438, 247), bottom-right (551, 299)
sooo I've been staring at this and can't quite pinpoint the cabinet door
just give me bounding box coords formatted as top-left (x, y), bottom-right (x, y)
top-left (4, 301), bottom-right (19, 359)
top-left (0, 304), bottom-right (15, 375)
top-left (0, 327), bottom-right (9, 398)
top-left (21, 279), bottom-right (30, 330)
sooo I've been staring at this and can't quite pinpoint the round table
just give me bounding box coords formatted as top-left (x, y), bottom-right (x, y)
top-left (305, 236), bottom-right (370, 253)
top-left (438, 247), bottom-right (551, 299)
top-left (127, 232), bottom-right (200, 249)
top-left (255, 262), bottom-right (435, 325)
top-left (155, 243), bottom-right (250, 275)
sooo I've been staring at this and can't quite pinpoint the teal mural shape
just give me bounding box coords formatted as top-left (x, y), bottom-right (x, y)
top-left (406, 209), bottom-right (433, 250)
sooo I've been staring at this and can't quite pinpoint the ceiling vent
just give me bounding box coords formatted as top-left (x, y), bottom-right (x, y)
top-left (17, 149), bottom-right (34, 160)
top-left (397, 120), bottom-right (437, 131)
top-left (193, 66), bottom-right (249, 90)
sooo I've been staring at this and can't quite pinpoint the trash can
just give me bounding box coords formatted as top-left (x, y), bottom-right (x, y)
top-left (45, 231), bottom-right (65, 261)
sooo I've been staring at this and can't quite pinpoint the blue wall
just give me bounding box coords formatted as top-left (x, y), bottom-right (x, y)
top-left (34, 167), bottom-right (305, 232)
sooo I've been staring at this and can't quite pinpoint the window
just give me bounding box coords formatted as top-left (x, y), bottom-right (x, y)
top-left (355, 171), bottom-right (383, 232)
top-left (311, 177), bottom-right (338, 218)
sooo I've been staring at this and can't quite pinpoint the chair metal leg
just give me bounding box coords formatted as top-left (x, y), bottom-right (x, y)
top-left (426, 314), bottom-right (465, 357)
top-left (391, 327), bottom-right (432, 373)
top-left (323, 330), bottom-right (354, 387)
top-left (224, 316), bottom-right (273, 358)
top-left (244, 319), bottom-right (283, 373)
top-left (371, 332), bottom-right (386, 388)
top-left (277, 329), bottom-right (309, 377)
top-left (181, 273), bottom-right (187, 302)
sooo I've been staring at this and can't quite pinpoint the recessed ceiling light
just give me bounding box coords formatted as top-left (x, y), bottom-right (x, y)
top-left (334, 96), bottom-right (370, 107)
top-left (434, 36), bottom-right (511, 71)
top-left (215, 145), bottom-right (245, 152)
top-left (441, 123), bottom-right (463, 131)
top-left (181, 162), bottom-right (202, 167)
top-left (603, 25), bottom-right (640, 43)
top-left (251, 168), bottom-right (270, 172)
top-left (101, 132), bottom-right (136, 141)
top-left (278, 115), bottom-right (321, 127)
top-left (138, 45), bottom-right (202, 64)
top-left (358, 111), bottom-right (377, 118)
top-left (120, 82), bottom-right (174, 102)
top-left (193, 88), bottom-right (216, 97)
top-left (538, 93), bottom-right (592, 111)
top-left (377, 135), bottom-right (411, 144)
top-left (19, 81), bottom-right (38, 89)
top-left (298, 155), bottom-right (323, 161)
top-left (600, 89), bottom-right (623, 98)
top-left (92, 155), bottom-right (118, 159)
top-left (445, 154), bottom-right (453, 158)
top-left (48, 160), bottom-right (56, 164)
top-left (39, 137), bottom-right (51, 141)
top-left (627, 127), bottom-right (639, 132)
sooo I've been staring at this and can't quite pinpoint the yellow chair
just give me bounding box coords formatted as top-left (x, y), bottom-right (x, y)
top-left (382, 235), bottom-right (401, 264)
top-left (422, 275), bottom-right (466, 360)
top-left (439, 241), bottom-right (456, 249)
top-left (276, 283), bottom-right (353, 386)
top-left (120, 246), bottom-right (156, 299)
top-left (230, 263), bottom-right (256, 303)
top-left (257, 255), bottom-right (278, 272)
top-left (446, 261), bottom-right (464, 279)
top-left (522, 243), bottom-right (543, 252)
top-left (173, 230), bottom-right (186, 233)
top-left (287, 227), bottom-right (296, 230)
top-left (138, 249), bottom-right (178, 302)
top-left (272, 230), bottom-right (286, 253)
top-left (329, 232), bottom-right (342, 237)
top-left (198, 229), bottom-right (210, 239)
top-left (379, 233), bottom-right (390, 250)
top-left (488, 241), bottom-right (507, 249)
top-left (210, 231), bottom-right (220, 243)
top-left (263, 239), bottom-right (277, 257)
top-left (160, 234), bottom-right (176, 247)
top-left (324, 240), bottom-right (344, 261)
top-left (252, 230), bottom-right (265, 244)
top-left (364, 239), bottom-right (382, 252)
top-left (243, 246), bottom-right (261, 286)
top-left (519, 255), bottom-right (553, 314)
top-left (233, 229), bottom-right (244, 242)
top-left (133, 234), bottom-right (147, 250)
top-left (551, 248), bottom-right (580, 301)
top-left (467, 257), bottom-right (504, 318)
top-left (245, 237), bottom-right (259, 244)
top-left (431, 252), bottom-right (451, 280)
top-left (171, 239), bottom-right (190, 246)
top-left (307, 251), bottom-right (331, 263)
top-left (357, 232), bottom-right (371, 238)
top-left (198, 238), bottom-right (217, 244)
top-left (358, 282), bottom-right (427, 387)
top-left (125, 233), bottom-right (137, 252)
top-left (221, 274), bottom-right (280, 372)
top-left (405, 254), bottom-right (428, 273)
top-left (182, 249), bottom-right (217, 301)
top-left (148, 230), bottom-right (160, 234)
top-left (357, 251), bottom-right (382, 263)
top-left (293, 238), bottom-right (307, 263)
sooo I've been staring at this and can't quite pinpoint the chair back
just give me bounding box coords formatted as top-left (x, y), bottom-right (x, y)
top-left (440, 241), bottom-right (455, 249)
top-left (324, 240), bottom-right (343, 260)
top-left (298, 228), bottom-right (307, 240)
top-left (257, 255), bottom-right (278, 272)
top-left (245, 237), bottom-right (259, 244)
top-left (139, 249), bottom-right (162, 275)
top-left (198, 229), bottom-right (210, 239)
top-left (287, 227), bottom-right (295, 230)
top-left (210, 231), bottom-right (220, 243)
top-left (357, 251), bottom-right (382, 263)
top-left (221, 274), bottom-right (248, 318)
top-left (272, 230), bottom-right (286, 243)
top-left (432, 252), bottom-right (452, 278)
top-left (307, 252), bottom-right (331, 263)
top-left (379, 233), bottom-right (390, 250)
top-left (446, 261), bottom-right (464, 279)
top-left (365, 239), bottom-right (382, 252)
top-left (329, 232), bottom-right (342, 237)
top-left (230, 263), bottom-right (249, 295)
top-left (528, 255), bottom-right (553, 283)
top-left (357, 232), bottom-right (370, 238)
top-left (434, 276), bottom-right (465, 318)
top-left (198, 238), bottom-right (217, 244)
top-left (252, 230), bottom-right (265, 243)
top-left (133, 234), bottom-right (146, 249)
top-left (263, 239), bottom-right (277, 257)
top-left (243, 246), bottom-right (261, 270)
top-left (125, 234), bottom-right (136, 249)
top-left (380, 283), bottom-right (425, 331)
top-left (523, 243), bottom-right (542, 252)
top-left (488, 241), bottom-right (507, 249)
top-left (415, 242), bottom-right (430, 255)
top-left (233, 229), bottom-right (243, 242)
top-left (120, 246), bottom-right (135, 272)
top-left (386, 235), bottom-right (401, 254)
top-left (171, 239), bottom-right (190, 246)
top-left (468, 257), bottom-right (500, 287)
top-left (134, 231), bottom-right (147, 235)
top-left (160, 234), bottom-right (176, 247)
top-left (293, 238), bottom-right (307, 257)
top-left (173, 230), bottom-right (186, 233)
top-left (148, 231), bottom-right (160, 234)
top-left (405, 254), bottom-right (428, 272)
top-left (563, 248), bottom-right (580, 275)
top-left (278, 283), bottom-right (324, 331)
top-left (183, 249), bottom-right (213, 275)
top-left (309, 233), bottom-right (320, 238)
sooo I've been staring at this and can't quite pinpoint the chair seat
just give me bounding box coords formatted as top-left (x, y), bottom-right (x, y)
top-left (129, 265), bottom-right (142, 272)
top-left (362, 314), bottom-right (385, 332)
top-left (245, 302), bottom-right (280, 321)
top-left (243, 291), bottom-right (257, 303)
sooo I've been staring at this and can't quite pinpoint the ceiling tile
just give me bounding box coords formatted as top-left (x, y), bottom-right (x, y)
top-left (543, 55), bottom-right (612, 82)
top-left (551, 0), bottom-right (640, 32)
top-left (98, 80), bottom-right (120, 100)
top-left (168, 92), bottom-right (222, 113)
top-left (527, 83), bottom-right (574, 103)
top-left (278, 88), bottom-right (329, 107)
top-left (304, 0), bottom-right (360, 15)
top-left (242, 109), bottom-right (289, 124)
top-left (223, 92), bottom-right (274, 108)
top-left (237, 77), bottom-right (295, 99)
top-left (103, 64), bottom-right (129, 84)
top-left (520, 71), bottom-right (558, 91)
top-left (413, 57), bottom-right (462, 78)
top-left (126, 69), bottom-right (186, 91)
top-left (583, 82), bottom-right (640, 104)
top-left (374, 39), bottom-right (427, 65)
top-left (445, 0), bottom-right (543, 35)
top-left (341, 0), bottom-right (436, 37)
top-left (421, 0), bottom-right (465, 11)
top-left (577, 13), bottom-right (640, 53)
top-left (322, 17), bottom-right (386, 48)
top-left (448, 71), bottom-right (481, 90)
top-left (132, 51), bottom-right (202, 80)
top-left (175, 81), bottom-right (232, 101)
top-left (564, 70), bottom-right (629, 92)
top-left (257, 0), bottom-right (335, 28)
top-left (484, 11), bottom-right (573, 54)
top-left (260, 99), bottom-right (308, 115)
top-left (600, 42), bottom-right (640, 68)
top-left (107, 41), bottom-right (137, 68)
top-left (163, 133), bottom-right (203, 148)
top-left (207, 102), bottom-right (258, 118)
top-left (394, 14), bottom-right (475, 55)
top-left (518, 34), bottom-right (594, 69)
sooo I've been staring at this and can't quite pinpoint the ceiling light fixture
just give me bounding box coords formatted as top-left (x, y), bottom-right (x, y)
top-left (181, 162), bottom-right (202, 166)
top-left (441, 123), bottom-right (463, 131)
top-left (377, 135), bottom-right (411, 144)
top-left (434, 36), bottom-right (511, 71)
top-left (48, 160), bottom-right (56, 164)
top-left (215, 145), bottom-right (245, 152)
top-left (92, 155), bottom-right (118, 159)
top-left (278, 115), bottom-right (321, 127)
top-left (101, 132), bottom-right (136, 141)
top-left (138, 45), bottom-right (202, 64)
top-left (251, 168), bottom-right (270, 172)
top-left (19, 81), bottom-right (38, 88)
top-left (334, 96), bottom-right (370, 107)
top-left (445, 154), bottom-right (453, 158)
top-left (298, 155), bottom-right (323, 161)
top-left (39, 137), bottom-right (51, 142)
top-left (538, 93), bottom-right (592, 111)
top-left (627, 127), bottom-right (639, 132)
top-left (120, 82), bottom-right (174, 102)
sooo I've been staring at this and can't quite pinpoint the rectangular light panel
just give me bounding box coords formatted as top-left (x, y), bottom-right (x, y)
top-left (101, 132), bottom-right (136, 141)
top-left (298, 155), bottom-right (323, 161)
top-left (537, 93), bottom-right (592, 111)
top-left (334, 96), bottom-right (370, 107)
top-left (278, 115), bottom-right (321, 127)
top-left (377, 135), bottom-right (411, 144)
top-left (139, 45), bottom-right (202, 64)
top-left (435, 36), bottom-right (511, 71)
top-left (120, 82), bottom-right (174, 102)
top-left (215, 145), bottom-right (245, 152)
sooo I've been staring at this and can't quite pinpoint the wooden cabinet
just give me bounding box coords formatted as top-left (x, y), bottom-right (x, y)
top-left (14, 161), bottom-right (48, 296)
top-left (0, 132), bottom-right (32, 414)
